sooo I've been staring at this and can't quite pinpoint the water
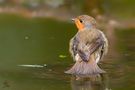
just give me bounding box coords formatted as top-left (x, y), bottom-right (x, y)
top-left (0, 14), bottom-right (134, 90)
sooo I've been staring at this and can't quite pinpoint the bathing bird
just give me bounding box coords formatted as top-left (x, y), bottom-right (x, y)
top-left (65, 15), bottom-right (108, 77)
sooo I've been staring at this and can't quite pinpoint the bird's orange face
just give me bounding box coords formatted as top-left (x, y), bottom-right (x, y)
top-left (73, 18), bottom-right (84, 31)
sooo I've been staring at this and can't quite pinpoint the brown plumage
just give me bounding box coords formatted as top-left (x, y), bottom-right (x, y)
top-left (65, 15), bottom-right (108, 77)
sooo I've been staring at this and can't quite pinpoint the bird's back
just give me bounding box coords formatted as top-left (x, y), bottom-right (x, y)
top-left (76, 29), bottom-right (101, 43)
top-left (70, 29), bottom-right (108, 63)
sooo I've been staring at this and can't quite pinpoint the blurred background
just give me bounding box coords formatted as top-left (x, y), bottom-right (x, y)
top-left (0, 0), bottom-right (135, 90)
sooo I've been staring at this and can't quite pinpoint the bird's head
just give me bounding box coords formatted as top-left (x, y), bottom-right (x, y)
top-left (72, 15), bottom-right (97, 31)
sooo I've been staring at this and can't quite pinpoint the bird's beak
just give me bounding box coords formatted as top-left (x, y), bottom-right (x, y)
top-left (71, 18), bottom-right (75, 22)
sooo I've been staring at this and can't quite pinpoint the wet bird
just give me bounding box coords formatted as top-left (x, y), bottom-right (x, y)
top-left (65, 15), bottom-right (108, 77)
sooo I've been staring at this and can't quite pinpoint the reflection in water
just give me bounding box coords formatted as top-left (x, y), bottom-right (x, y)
top-left (71, 74), bottom-right (110, 90)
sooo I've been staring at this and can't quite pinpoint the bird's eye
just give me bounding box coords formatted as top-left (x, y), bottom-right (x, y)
top-left (79, 19), bottom-right (83, 23)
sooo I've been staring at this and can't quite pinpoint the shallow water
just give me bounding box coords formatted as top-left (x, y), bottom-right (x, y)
top-left (0, 14), bottom-right (134, 90)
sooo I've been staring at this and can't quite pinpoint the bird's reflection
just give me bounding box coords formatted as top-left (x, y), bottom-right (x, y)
top-left (70, 74), bottom-right (110, 90)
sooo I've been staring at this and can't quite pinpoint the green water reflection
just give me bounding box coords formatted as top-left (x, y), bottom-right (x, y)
top-left (0, 14), bottom-right (134, 90)
top-left (0, 14), bottom-right (74, 90)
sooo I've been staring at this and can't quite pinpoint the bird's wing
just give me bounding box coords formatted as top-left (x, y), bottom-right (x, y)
top-left (89, 37), bottom-right (104, 55)
top-left (96, 30), bottom-right (108, 62)
top-left (69, 37), bottom-right (79, 61)
top-left (78, 37), bottom-right (104, 62)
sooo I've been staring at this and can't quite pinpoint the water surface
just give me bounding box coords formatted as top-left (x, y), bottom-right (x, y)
top-left (0, 14), bottom-right (134, 90)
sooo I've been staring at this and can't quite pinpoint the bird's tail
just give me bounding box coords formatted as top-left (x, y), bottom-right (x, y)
top-left (65, 61), bottom-right (105, 77)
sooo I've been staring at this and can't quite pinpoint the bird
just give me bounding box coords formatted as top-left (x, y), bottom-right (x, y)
top-left (65, 15), bottom-right (108, 77)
